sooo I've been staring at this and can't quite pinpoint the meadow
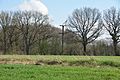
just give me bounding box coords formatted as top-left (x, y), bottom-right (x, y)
top-left (0, 55), bottom-right (120, 80)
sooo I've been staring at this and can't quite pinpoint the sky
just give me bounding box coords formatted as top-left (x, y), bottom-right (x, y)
top-left (0, 0), bottom-right (119, 27)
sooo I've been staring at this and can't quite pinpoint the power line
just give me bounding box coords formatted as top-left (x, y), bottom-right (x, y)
top-left (59, 20), bottom-right (68, 55)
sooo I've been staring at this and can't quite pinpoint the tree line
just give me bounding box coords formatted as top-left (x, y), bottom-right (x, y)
top-left (68, 7), bottom-right (120, 56)
top-left (0, 7), bottom-right (120, 56)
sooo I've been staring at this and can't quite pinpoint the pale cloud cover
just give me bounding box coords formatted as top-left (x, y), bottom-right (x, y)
top-left (19, 0), bottom-right (48, 15)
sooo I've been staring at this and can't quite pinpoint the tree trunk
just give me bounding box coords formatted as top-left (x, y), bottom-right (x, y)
top-left (25, 41), bottom-right (30, 55)
top-left (25, 45), bottom-right (30, 55)
top-left (24, 38), bottom-right (30, 55)
top-left (83, 43), bottom-right (87, 55)
top-left (3, 29), bottom-right (7, 54)
top-left (113, 40), bottom-right (119, 56)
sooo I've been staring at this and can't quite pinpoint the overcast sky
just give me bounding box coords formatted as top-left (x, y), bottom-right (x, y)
top-left (0, 0), bottom-right (119, 27)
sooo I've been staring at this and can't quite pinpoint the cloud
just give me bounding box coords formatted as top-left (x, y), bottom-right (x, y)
top-left (19, 0), bottom-right (48, 15)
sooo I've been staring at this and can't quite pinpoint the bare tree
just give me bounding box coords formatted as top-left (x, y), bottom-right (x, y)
top-left (0, 11), bottom-right (13, 54)
top-left (103, 7), bottom-right (120, 56)
top-left (14, 11), bottom-right (49, 55)
top-left (68, 7), bottom-right (103, 55)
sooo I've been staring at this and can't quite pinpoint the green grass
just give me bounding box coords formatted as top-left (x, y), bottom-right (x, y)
top-left (0, 55), bottom-right (120, 62)
top-left (0, 64), bottom-right (120, 80)
top-left (0, 55), bottom-right (120, 67)
top-left (0, 55), bottom-right (120, 80)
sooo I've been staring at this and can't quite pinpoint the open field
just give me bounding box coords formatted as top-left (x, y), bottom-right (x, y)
top-left (0, 55), bottom-right (120, 67)
top-left (0, 55), bottom-right (120, 63)
top-left (0, 55), bottom-right (120, 80)
top-left (0, 64), bottom-right (120, 80)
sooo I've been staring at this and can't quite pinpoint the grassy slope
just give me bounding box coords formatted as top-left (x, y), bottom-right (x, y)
top-left (0, 55), bottom-right (120, 62)
top-left (0, 64), bottom-right (120, 80)
top-left (0, 55), bottom-right (120, 80)
top-left (0, 55), bottom-right (120, 66)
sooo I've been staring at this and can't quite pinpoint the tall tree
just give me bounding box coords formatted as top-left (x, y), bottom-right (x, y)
top-left (103, 7), bottom-right (120, 56)
top-left (0, 11), bottom-right (13, 54)
top-left (14, 11), bottom-right (49, 55)
top-left (68, 7), bottom-right (103, 55)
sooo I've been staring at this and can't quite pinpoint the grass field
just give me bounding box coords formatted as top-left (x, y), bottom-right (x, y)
top-left (0, 64), bottom-right (120, 80)
top-left (0, 55), bottom-right (120, 80)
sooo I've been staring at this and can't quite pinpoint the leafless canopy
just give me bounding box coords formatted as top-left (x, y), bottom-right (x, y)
top-left (68, 7), bottom-right (103, 54)
top-left (13, 11), bottom-right (49, 54)
top-left (103, 7), bottom-right (120, 55)
top-left (0, 11), bottom-right (13, 54)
